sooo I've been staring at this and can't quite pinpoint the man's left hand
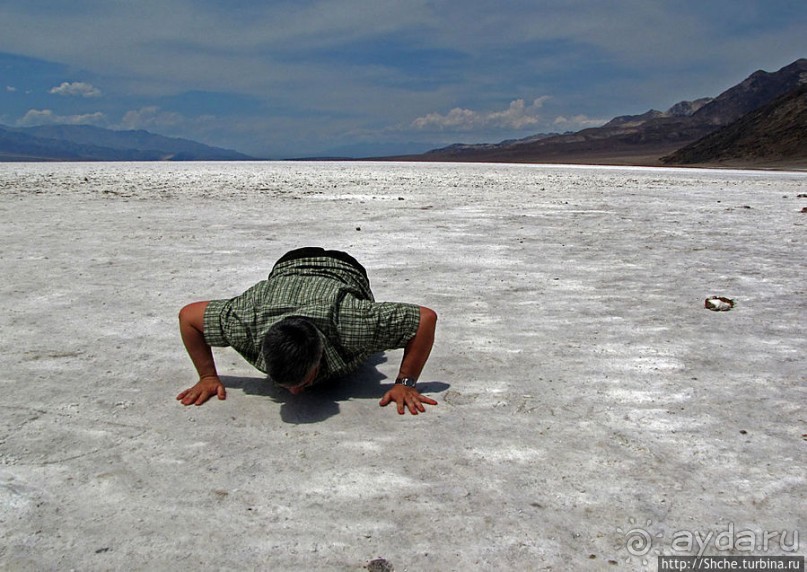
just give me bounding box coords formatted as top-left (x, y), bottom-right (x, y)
top-left (379, 384), bottom-right (437, 415)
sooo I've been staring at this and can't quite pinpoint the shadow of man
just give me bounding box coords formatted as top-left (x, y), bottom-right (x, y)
top-left (221, 354), bottom-right (449, 424)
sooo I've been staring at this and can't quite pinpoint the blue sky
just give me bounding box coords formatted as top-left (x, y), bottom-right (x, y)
top-left (1, 1), bottom-right (805, 158)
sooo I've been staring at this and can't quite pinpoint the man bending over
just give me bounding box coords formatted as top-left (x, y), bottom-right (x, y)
top-left (177, 247), bottom-right (438, 415)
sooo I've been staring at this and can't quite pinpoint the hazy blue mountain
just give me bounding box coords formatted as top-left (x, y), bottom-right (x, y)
top-left (0, 124), bottom-right (255, 161)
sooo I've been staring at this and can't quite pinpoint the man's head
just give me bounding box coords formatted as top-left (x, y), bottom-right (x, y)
top-left (262, 317), bottom-right (323, 393)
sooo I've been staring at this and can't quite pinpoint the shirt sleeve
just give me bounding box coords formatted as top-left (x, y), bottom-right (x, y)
top-left (336, 297), bottom-right (421, 354)
top-left (202, 299), bottom-right (231, 347)
top-left (201, 283), bottom-right (273, 370)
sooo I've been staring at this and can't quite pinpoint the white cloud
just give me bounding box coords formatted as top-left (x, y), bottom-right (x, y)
top-left (49, 81), bottom-right (102, 97)
top-left (412, 97), bottom-right (550, 132)
top-left (6, 86), bottom-right (17, 92)
top-left (553, 114), bottom-right (607, 130)
top-left (18, 109), bottom-right (106, 126)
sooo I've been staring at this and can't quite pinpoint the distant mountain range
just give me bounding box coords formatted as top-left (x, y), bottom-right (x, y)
top-left (0, 124), bottom-right (255, 161)
top-left (3, 59), bottom-right (805, 166)
top-left (386, 58), bottom-right (807, 167)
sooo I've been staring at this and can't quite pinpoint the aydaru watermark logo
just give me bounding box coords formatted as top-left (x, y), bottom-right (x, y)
top-left (667, 522), bottom-right (798, 556)
top-left (616, 518), bottom-right (666, 566)
top-left (617, 518), bottom-right (799, 562)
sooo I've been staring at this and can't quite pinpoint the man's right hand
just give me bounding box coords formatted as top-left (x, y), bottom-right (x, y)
top-left (176, 375), bottom-right (226, 406)
top-left (178, 301), bottom-right (224, 406)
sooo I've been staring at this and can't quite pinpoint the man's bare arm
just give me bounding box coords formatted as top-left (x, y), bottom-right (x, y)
top-left (379, 306), bottom-right (438, 415)
top-left (176, 301), bottom-right (226, 406)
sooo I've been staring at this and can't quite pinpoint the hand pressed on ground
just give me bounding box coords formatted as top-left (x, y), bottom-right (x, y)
top-left (177, 375), bottom-right (226, 406)
top-left (379, 384), bottom-right (437, 415)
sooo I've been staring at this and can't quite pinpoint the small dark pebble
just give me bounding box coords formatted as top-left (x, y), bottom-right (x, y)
top-left (608, 560), bottom-right (618, 565)
top-left (589, 554), bottom-right (597, 559)
top-left (398, 197), bottom-right (405, 200)
top-left (356, 227), bottom-right (362, 231)
top-left (366, 557), bottom-right (395, 572)
top-left (740, 430), bottom-right (748, 435)
top-left (95, 547), bottom-right (110, 554)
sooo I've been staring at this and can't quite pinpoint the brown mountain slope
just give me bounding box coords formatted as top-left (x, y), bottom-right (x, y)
top-left (662, 84), bottom-right (807, 167)
top-left (690, 59), bottom-right (807, 125)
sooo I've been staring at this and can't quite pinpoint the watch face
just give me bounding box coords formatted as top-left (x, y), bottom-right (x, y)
top-left (397, 377), bottom-right (416, 387)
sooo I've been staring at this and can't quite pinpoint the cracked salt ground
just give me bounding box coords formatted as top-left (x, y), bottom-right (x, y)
top-left (0, 162), bottom-right (805, 571)
top-left (0, 406), bottom-right (147, 465)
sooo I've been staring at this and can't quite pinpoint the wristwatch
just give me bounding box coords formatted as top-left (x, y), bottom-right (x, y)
top-left (395, 377), bottom-right (417, 388)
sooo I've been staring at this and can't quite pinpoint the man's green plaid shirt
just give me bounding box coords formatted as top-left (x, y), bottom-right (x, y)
top-left (203, 254), bottom-right (420, 383)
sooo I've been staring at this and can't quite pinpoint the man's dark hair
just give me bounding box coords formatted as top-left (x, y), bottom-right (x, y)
top-left (262, 317), bottom-right (323, 387)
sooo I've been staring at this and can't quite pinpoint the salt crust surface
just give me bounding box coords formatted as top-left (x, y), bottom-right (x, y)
top-left (1, 162), bottom-right (805, 570)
